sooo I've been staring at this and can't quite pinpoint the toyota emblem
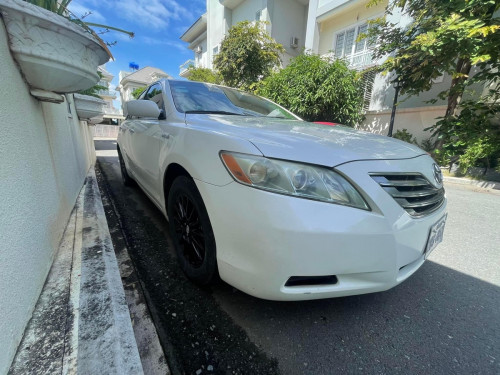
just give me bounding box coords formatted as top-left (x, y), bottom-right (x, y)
top-left (433, 163), bottom-right (442, 185)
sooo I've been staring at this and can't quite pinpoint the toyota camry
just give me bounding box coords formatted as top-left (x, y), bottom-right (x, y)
top-left (117, 79), bottom-right (447, 301)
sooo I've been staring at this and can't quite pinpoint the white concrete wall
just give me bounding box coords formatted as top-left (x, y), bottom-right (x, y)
top-left (207, 0), bottom-right (230, 69)
top-left (0, 24), bottom-right (95, 374)
top-left (358, 105), bottom-right (447, 142)
top-left (232, 0), bottom-right (262, 25)
top-left (270, 0), bottom-right (308, 64)
top-left (194, 38), bottom-right (209, 68)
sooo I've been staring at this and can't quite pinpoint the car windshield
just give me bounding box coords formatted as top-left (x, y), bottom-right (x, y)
top-left (169, 81), bottom-right (298, 120)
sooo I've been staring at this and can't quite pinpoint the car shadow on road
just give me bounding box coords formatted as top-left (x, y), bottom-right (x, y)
top-left (212, 260), bottom-right (500, 375)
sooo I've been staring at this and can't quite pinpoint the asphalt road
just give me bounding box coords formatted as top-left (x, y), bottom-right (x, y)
top-left (95, 139), bottom-right (500, 375)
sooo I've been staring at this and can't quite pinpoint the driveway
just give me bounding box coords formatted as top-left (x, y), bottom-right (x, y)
top-left (95, 139), bottom-right (500, 375)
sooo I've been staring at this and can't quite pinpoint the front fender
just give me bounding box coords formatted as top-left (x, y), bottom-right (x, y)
top-left (160, 127), bottom-right (263, 187)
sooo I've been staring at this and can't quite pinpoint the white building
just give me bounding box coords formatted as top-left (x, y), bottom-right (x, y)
top-left (180, 0), bottom-right (464, 142)
top-left (117, 66), bottom-right (171, 112)
top-left (97, 65), bottom-right (124, 123)
top-left (180, 0), bottom-right (309, 76)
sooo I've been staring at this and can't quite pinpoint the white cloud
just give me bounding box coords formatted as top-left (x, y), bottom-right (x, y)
top-left (141, 36), bottom-right (189, 53)
top-left (116, 0), bottom-right (193, 30)
top-left (72, 0), bottom-right (205, 30)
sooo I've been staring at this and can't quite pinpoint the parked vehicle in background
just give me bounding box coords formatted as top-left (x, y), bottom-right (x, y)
top-left (117, 79), bottom-right (447, 301)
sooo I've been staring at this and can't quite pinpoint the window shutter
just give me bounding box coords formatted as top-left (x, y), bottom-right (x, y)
top-left (344, 28), bottom-right (356, 57)
top-left (360, 70), bottom-right (376, 111)
top-left (355, 24), bottom-right (368, 53)
top-left (334, 32), bottom-right (345, 58)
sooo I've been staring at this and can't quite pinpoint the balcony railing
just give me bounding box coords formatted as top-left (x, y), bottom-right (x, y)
top-left (97, 89), bottom-right (117, 98)
top-left (349, 49), bottom-right (374, 70)
top-left (103, 107), bottom-right (122, 116)
top-left (179, 59), bottom-right (195, 75)
top-left (324, 49), bottom-right (375, 71)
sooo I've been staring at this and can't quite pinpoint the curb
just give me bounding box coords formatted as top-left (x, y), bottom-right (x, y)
top-left (9, 168), bottom-right (144, 375)
top-left (443, 176), bottom-right (500, 191)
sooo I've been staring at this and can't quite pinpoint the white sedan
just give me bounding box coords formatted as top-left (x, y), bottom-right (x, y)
top-left (117, 79), bottom-right (447, 301)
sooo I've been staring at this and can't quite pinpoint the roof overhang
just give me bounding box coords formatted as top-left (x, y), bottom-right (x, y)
top-left (317, 0), bottom-right (366, 23)
top-left (188, 31), bottom-right (207, 50)
top-left (180, 13), bottom-right (207, 43)
top-left (219, 0), bottom-right (244, 9)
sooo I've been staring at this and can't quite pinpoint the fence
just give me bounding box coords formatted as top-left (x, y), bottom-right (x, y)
top-left (93, 124), bottom-right (119, 138)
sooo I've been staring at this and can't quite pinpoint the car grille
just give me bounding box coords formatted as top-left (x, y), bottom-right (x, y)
top-left (370, 173), bottom-right (445, 217)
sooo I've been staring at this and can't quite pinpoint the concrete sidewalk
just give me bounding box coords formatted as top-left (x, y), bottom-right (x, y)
top-left (443, 175), bottom-right (500, 191)
top-left (8, 169), bottom-right (168, 375)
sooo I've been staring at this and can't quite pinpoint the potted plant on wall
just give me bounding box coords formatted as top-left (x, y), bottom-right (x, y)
top-left (0, 0), bottom-right (133, 100)
top-left (72, 72), bottom-right (108, 124)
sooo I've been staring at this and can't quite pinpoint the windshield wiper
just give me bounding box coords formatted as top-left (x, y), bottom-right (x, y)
top-left (184, 110), bottom-right (245, 116)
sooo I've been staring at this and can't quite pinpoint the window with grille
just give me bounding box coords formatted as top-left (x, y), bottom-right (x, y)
top-left (333, 23), bottom-right (373, 69)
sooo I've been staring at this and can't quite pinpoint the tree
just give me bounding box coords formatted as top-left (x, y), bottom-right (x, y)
top-left (78, 72), bottom-right (107, 98)
top-left (257, 54), bottom-right (365, 126)
top-left (367, 0), bottom-right (500, 168)
top-left (213, 21), bottom-right (285, 90)
top-left (187, 67), bottom-right (223, 84)
top-left (436, 98), bottom-right (500, 173)
top-left (367, 0), bottom-right (499, 117)
top-left (131, 86), bottom-right (146, 99)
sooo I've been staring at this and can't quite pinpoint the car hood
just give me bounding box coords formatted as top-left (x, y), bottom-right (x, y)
top-left (185, 115), bottom-right (426, 167)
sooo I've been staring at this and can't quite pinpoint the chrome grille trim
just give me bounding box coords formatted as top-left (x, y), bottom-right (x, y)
top-left (370, 173), bottom-right (445, 217)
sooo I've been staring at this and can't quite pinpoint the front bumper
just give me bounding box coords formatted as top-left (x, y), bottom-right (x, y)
top-left (195, 156), bottom-right (447, 301)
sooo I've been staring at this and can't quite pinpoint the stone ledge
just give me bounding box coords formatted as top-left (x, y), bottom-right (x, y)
top-left (8, 168), bottom-right (144, 375)
top-left (443, 176), bottom-right (500, 191)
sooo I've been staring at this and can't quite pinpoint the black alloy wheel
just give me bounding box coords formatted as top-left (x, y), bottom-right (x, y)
top-left (168, 176), bottom-right (217, 284)
top-left (173, 194), bottom-right (206, 268)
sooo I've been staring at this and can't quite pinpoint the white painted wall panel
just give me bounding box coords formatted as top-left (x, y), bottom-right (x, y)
top-left (0, 24), bottom-right (95, 374)
top-left (271, 0), bottom-right (307, 62)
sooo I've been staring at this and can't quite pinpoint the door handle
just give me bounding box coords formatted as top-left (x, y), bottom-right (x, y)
top-left (161, 133), bottom-right (170, 139)
top-left (129, 129), bottom-right (135, 134)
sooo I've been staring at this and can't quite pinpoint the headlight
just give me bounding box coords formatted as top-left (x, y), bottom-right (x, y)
top-left (220, 152), bottom-right (369, 210)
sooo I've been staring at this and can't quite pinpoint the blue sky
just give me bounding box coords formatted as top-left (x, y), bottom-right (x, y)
top-left (68, 0), bottom-right (206, 106)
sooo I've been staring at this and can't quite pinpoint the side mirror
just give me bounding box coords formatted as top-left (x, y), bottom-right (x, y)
top-left (126, 100), bottom-right (160, 119)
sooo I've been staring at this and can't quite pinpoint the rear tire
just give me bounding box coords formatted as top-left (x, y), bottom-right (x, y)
top-left (118, 148), bottom-right (133, 186)
top-left (167, 176), bottom-right (217, 285)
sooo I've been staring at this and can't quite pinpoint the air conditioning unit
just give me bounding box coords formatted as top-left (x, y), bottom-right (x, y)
top-left (195, 45), bottom-right (202, 54)
top-left (290, 37), bottom-right (299, 49)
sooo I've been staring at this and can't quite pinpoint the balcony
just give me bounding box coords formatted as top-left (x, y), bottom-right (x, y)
top-left (97, 89), bottom-right (117, 99)
top-left (348, 49), bottom-right (375, 70)
top-left (179, 59), bottom-right (195, 77)
top-left (103, 107), bottom-right (123, 116)
top-left (324, 49), bottom-right (375, 71)
top-left (219, 0), bottom-right (244, 9)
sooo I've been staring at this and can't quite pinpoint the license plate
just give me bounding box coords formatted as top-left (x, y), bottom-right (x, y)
top-left (424, 214), bottom-right (447, 258)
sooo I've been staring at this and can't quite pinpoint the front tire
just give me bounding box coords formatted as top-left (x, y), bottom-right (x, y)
top-left (118, 148), bottom-right (133, 186)
top-left (167, 176), bottom-right (217, 285)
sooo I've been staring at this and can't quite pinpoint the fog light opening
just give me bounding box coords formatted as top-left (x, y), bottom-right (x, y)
top-left (285, 275), bottom-right (338, 287)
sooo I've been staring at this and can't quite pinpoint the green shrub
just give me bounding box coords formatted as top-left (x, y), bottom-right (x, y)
top-left (256, 54), bottom-right (364, 126)
top-left (213, 21), bottom-right (284, 90)
top-left (132, 86), bottom-right (146, 99)
top-left (187, 67), bottom-right (223, 84)
top-left (430, 99), bottom-right (500, 172)
top-left (393, 129), bottom-right (418, 144)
